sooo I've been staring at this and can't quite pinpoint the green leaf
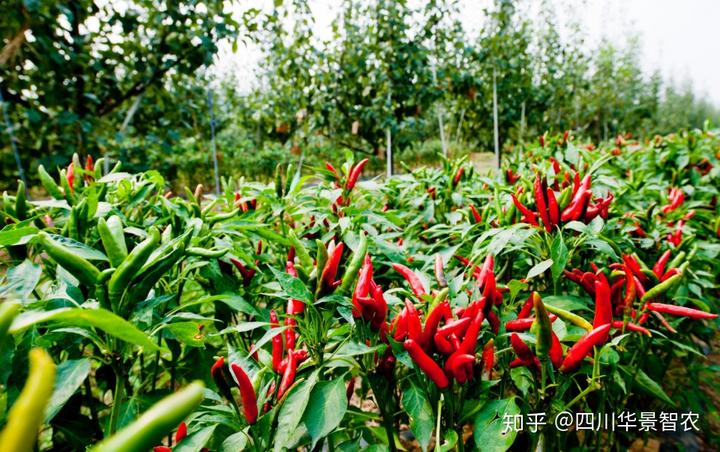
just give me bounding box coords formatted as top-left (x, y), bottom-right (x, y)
top-left (0, 226), bottom-right (38, 247)
top-left (274, 371), bottom-right (319, 451)
top-left (626, 367), bottom-right (675, 406)
top-left (550, 233), bottom-right (568, 284)
top-left (46, 234), bottom-right (108, 261)
top-left (175, 426), bottom-right (216, 452)
top-left (10, 308), bottom-right (159, 350)
top-left (527, 259), bottom-right (552, 280)
top-left (402, 382), bottom-right (434, 452)
top-left (270, 267), bottom-right (313, 304)
top-left (166, 322), bottom-right (206, 347)
top-left (221, 431), bottom-right (249, 452)
top-left (303, 378), bottom-right (348, 448)
top-left (45, 358), bottom-right (91, 423)
top-left (0, 259), bottom-right (41, 302)
top-left (221, 430), bottom-right (249, 451)
top-left (473, 398), bottom-right (520, 452)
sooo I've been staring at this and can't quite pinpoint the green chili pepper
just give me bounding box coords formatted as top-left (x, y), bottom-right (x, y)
top-left (285, 163), bottom-right (294, 196)
top-left (108, 228), bottom-right (160, 309)
top-left (38, 165), bottom-right (64, 200)
top-left (531, 292), bottom-right (553, 360)
top-left (186, 246), bottom-right (228, 258)
top-left (544, 303), bottom-right (593, 331)
top-left (0, 348), bottom-right (56, 452)
top-left (90, 381), bottom-right (205, 452)
top-left (557, 186), bottom-right (572, 210)
top-left (337, 233), bottom-right (368, 295)
top-left (37, 232), bottom-right (100, 286)
top-left (315, 239), bottom-right (328, 282)
top-left (59, 169), bottom-right (75, 205)
top-left (275, 163), bottom-right (284, 199)
top-left (15, 180), bottom-right (27, 220)
top-left (0, 302), bottom-right (20, 346)
top-left (206, 208), bottom-right (239, 225)
top-left (2, 191), bottom-right (16, 218)
top-left (93, 158), bottom-right (105, 179)
top-left (130, 243), bottom-right (186, 305)
top-left (641, 274), bottom-right (682, 302)
top-left (287, 229), bottom-right (313, 271)
top-left (667, 251), bottom-right (686, 270)
top-left (98, 216), bottom-right (128, 267)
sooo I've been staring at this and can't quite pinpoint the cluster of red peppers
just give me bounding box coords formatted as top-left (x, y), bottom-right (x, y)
top-left (351, 255), bottom-right (389, 331)
top-left (512, 170), bottom-right (613, 232)
top-left (566, 252), bottom-right (717, 337)
top-left (326, 158), bottom-right (368, 212)
top-left (380, 258), bottom-right (497, 388)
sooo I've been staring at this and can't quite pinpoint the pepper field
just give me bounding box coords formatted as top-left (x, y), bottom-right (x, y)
top-left (0, 130), bottom-right (719, 451)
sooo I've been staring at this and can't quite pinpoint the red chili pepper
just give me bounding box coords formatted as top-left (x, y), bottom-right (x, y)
top-left (646, 303), bottom-right (718, 320)
top-left (404, 339), bottom-right (449, 389)
top-left (325, 162), bottom-right (340, 181)
top-left (84, 155), bottom-right (94, 183)
top-left (660, 268), bottom-right (679, 282)
top-left (434, 254), bottom-right (447, 288)
top-left (667, 220), bottom-right (684, 247)
top-left (352, 255), bottom-right (373, 317)
top-left (481, 339), bottom-right (494, 380)
top-left (320, 242), bottom-right (344, 293)
top-left (346, 158), bottom-right (368, 190)
top-left (452, 166), bottom-right (464, 187)
top-left (370, 282), bottom-right (388, 330)
top-left (230, 363), bottom-right (258, 425)
top-left (210, 356), bottom-right (238, 410)
top-left (451, 310), bottom-right (483, 358)
top-left (623, 267), bottom-right (636, 314)
top-left (469, 204), bottom-right (482, 224)
top-left (66, 162), bottom-right (75, 193)
top-left (154, 447), bottom-right (172, 452)
top-left (420, 300), bottom-right (450, 348)
top-left (559, 324), bottom-right (612, 373)
top-left (661, 188), bottom-right (685, 214)
top-left (506, 315), bottom-right (558, 332)
top-left (593, 272), bottom-right (612, 327)
top-left (277, 349), bottom-right (297, 399)
top-left (510, 333), bottom-right (535, 362)
top-left (436, 317), bottom-right (471, 337)
top-left (511, 194), bottom-right (539, 226)
top-left (444, 353), bottom-right (475, 383)
top-left (546, 187), bottom-right (560, 227)
top-left (270, 310), bottom-right (284, 372)
top-left (561, 174), bottom-right (592, 222)
top-left (393, 308), bottom-right (408, 340)
top-left (486, 310), bottom-right (500, 335)
top-left (405, 300), bottom-right (423, 342)
top-left (534, 174), bottom-right (552, 232)
top-left (505, 169), bottom-right (520, 184)
top-left (392, 263), bottom-right (427, 299)
top-left (610, 320), bottom-right (651, 336)
top-left (549, 332), bottom-right (563, 369)
top-left (434, 332), bottom-right (453, 354)
top-left (623, 255), bottom-right (648, 286)
top-left (517, 293), bottom-right (535, 318)
top-left (175, 421), bottom-right (187, 443)
top-left (285, 318), bottom-right (297, 351)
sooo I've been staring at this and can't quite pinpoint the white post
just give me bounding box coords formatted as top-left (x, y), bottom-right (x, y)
top-left (492, 66), bottom-right (500, 168)
top-left (431, 66), bottom-right (447, 157)
top-left (386, 127), bottom-right (392, 178)
top-left (386, 87), bottom-right (392, 177)
top-left (520, 100), bottom-right (525, 145)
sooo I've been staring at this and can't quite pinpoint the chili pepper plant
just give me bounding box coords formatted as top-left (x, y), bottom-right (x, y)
top-left (0, 129), bottom-right (719, 450)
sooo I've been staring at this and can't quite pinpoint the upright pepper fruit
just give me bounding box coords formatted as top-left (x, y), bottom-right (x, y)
top-left (230, 363), bottom-right (258, 425)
